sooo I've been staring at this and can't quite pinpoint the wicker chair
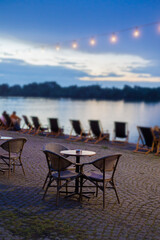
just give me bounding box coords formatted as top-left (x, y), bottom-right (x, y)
top-left (0, 138), bottom-right (27, 177)
top-left (43, 150), bottom-right (80, 206)
top-left (80, 154), bottom-right (122, 209)
top-left (42, 142), bottom-right (73, 189)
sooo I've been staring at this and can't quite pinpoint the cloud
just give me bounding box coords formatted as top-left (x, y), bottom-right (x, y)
top-left (0, 37), bottom-right (159, 83)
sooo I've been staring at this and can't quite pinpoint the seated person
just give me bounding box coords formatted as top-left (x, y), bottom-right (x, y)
top-left (10, 111), bottom-right (21, 131)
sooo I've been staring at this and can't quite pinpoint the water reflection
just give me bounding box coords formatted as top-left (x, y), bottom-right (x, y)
top-left (0, 97), bottom-right (160, 143)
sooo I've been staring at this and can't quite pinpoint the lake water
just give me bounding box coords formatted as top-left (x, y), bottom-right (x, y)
top-left (1, 97), bottom-right (160, 143)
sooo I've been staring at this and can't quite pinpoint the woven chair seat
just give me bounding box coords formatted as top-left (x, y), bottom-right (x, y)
top-left (84, 170), bottom-right (112, 181)
top-left (52, 170), bottom-right (80, 180)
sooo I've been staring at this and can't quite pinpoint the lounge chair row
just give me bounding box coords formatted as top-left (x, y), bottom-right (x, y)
top-left (22, 116), bottom-right (160, 154)
top-left (22, 115), bottom-right (129, 144)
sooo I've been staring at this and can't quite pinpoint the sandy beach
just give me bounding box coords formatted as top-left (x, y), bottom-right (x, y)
top-left (0, 130), bottom-right (160, 239)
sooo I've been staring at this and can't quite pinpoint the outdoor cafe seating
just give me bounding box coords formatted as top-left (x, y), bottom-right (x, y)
top-left (42, 142), bottom-right (122, 208)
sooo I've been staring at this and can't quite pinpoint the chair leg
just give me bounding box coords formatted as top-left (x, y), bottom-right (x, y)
top-left (56, 180), bottom-right (60, 206)
top-left (79, 176), bottom-right (83, 202)
top-left (96, 185), bottom-right (98, 197)
top-left (19, 158), bottom-right (25, 176)
top-left (110, 181), bottom-right (120, 204)
top-left (66, 180), bottom-right (68, 195)
top-left (8, 158), bottom-right (11, 178)
top-left (43, 179), bottom-right (52, 200)
top-left (103, 182), bottom-right (105, 209)
top-left (42, 173), bottom-right (49, 189)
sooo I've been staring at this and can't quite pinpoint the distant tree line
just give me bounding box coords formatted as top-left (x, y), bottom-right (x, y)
top-left (0, 81), bottom-right (160, 102)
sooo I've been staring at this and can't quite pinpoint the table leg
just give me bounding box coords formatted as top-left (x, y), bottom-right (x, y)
top-left (75, 155), bottom-right (80, 193)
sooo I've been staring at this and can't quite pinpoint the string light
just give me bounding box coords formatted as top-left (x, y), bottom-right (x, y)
top-left (29, 21), bottom-right (159, 51)
top-left (110, 33), bottom-right (117, 43)
top-left (90, 37), bottom-right (96, 46)
top-left (133, 27), bottom-right (140, 38)
top-left (72, 41), bottom-right (78, 49)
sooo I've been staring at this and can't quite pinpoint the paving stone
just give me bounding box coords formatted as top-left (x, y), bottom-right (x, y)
top-left (0, 130), bottom-right (160, 239)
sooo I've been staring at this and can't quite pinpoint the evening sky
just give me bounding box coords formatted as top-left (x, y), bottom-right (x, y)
top-left (0, 0), bottom-right (159, 88)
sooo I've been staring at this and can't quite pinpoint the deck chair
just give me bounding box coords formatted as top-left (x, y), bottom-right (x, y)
top-left (68, 120), bottom-right (90, 141)
top-left (47, 118), bottom-right (63, 137)
top-left (112, 122), bottom-right (129, 144)
top-left (85, 120), bottom-right (109, 144)
top-left (79, 154), bottom-right (122, 209)
top-left (134, 126), bottom-right (155, 154)
top-left (3, 114), bottom-right (14, 131)
top-left (31, 116), bottom-right (48, 135)
top-left (0, 138), bottom-right (27, 177)
top-left (42, 142), bottom-right (75, 189)
top-left (42, 150), bottom-right (80, 206)
top-left (22, 115), bottom-right (33, 133)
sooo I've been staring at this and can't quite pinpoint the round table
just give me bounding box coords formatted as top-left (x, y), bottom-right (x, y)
top-left (60, 149), bottom-right (96, 195)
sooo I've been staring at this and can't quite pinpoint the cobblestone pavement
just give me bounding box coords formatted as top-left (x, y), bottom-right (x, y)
top-left (0, 131), bottom-right (160, 239)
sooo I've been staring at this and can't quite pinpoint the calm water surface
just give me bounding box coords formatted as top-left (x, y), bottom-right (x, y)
top-left (1, 97), bottom-right (160, 143)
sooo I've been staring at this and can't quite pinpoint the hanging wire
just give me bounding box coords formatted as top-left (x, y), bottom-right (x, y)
top-left (28, 20), bottom-right (160, 51)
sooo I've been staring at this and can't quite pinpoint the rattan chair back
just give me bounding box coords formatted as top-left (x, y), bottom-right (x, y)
top-left (43, 150), bottom-right (72, 172)
top-left (1, 138), bottom-right (27, 154)
top-left (93, 154), bottom-right (121, 173)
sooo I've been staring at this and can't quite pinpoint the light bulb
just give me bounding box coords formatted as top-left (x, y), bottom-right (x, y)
top-left (72, 41), bottom-right (78, 49)
top-left (110, 33), bottom-right (117, 43)
top-left (90, 38), bottom-right (96, 46)
top-left (133, 28), bottom-right (140, 38)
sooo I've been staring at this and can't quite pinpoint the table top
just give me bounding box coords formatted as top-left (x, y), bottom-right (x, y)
top-left (60, 149), bottom-right (96, 157)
